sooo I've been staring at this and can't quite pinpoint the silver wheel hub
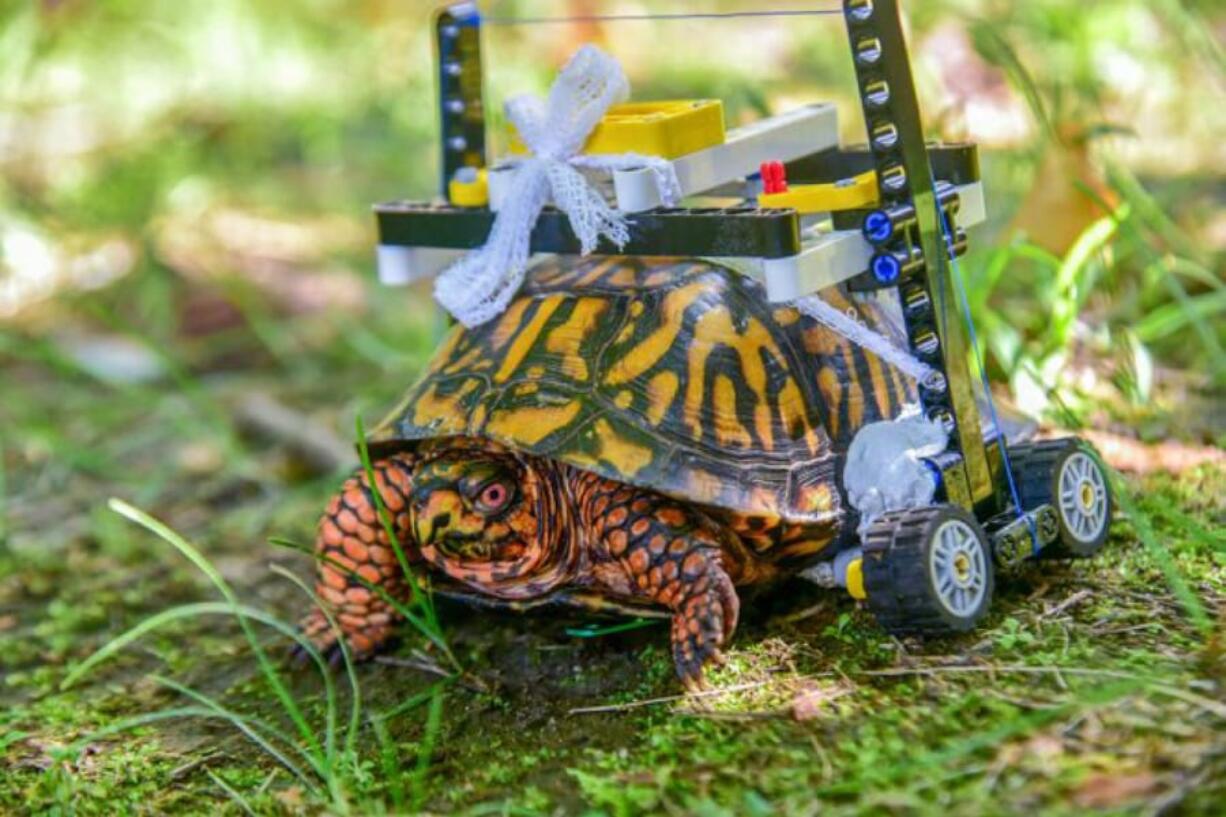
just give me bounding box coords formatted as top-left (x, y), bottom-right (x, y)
top-left (1058, 451), bottom-right (1109, 543)
top-left (929, 519), bottom-right (988, 617)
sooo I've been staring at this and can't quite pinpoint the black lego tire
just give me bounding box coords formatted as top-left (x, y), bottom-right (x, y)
top-left (1009, 439), bottom-right (1113, 558)
top-left (862, 505), bottom-right (995, 637)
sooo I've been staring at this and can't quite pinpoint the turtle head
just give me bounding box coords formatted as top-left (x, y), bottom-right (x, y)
top-left (409, 443), bottom-right (572, 596)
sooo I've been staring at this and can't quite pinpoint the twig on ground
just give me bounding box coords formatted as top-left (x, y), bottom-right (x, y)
top-left (773, 601), bottom-right (828, 625)
top-left (372, 654), bottom-right (488, 693)
top-left (233, 392), bottom-right (352, 473)
top-left (170, 752), bottom-right (223, 781)
top-left (1043, 589), bottom-right (1093, 619)
top-left (255, 769), bottom-right (280, 796)
top-left (568, 681), bottom-right (771, 715)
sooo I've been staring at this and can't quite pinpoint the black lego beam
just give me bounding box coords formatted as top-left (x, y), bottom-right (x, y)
top-left (375, 203), bottom-right (804, 259)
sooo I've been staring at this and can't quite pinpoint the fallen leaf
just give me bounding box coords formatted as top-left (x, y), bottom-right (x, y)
top-left (275, 785), bottom-right (305, 809)
top-left (1053, 429), bottom-right (1225, 475)
top-left (790, 683), bottom-right (850, 722)
top-left (1073, 771), bottom-right (1159, 809)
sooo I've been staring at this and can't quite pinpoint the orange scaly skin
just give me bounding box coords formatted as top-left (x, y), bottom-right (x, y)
top-left (299, 453), bottom-right (419, 659)
top-left (570, 470), bottom-right (753, 684)
top-left (299, 438), bottom-right (776, 686)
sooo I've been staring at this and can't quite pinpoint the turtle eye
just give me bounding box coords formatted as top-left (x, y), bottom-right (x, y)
top-left (475, 481), bottom-right (513, 514)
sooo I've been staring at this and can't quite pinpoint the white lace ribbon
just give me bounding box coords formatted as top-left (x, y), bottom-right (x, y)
top-left (434, 45), bottom-right (682, 328)
top-left (794, 294), bottom-right (938, 385)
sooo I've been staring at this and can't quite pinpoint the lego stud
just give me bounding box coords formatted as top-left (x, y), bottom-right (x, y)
top-left (913, 330), bottom-right (940, 357)
top-left (870, 252), bottom-right (902, 285)
top-left (447, 135), bottom-right (468, 152)
top-left (445, 98), bottom-right (466, 114)
top-left (922, 371), bottom-right (949, 395)
top-left (846, 0), bottom-right (874, 23)
top-left (855, 37), bottom-right (883, 66)
top-left (871, 121), bottom-right (899, 151)
top-left (903, 286), bottom-right (931, 316)
top-left (862, 210), bottom-right (894, 245)
top-left (759, 161), bottom-right (788, 195)
top-left (879, 164), bottom-right (908, 193)
top-left (444, 60), bottom-right (463, 77)
top-left (863, 80), bottom-right (891, 109)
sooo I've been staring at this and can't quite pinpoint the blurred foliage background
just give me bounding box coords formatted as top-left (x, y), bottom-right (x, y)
top-left (2, 0), bottom-right (1222, 435)
top-left (1, 2), bottom-right (1223, 813)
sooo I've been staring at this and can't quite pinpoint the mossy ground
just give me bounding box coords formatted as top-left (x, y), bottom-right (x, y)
top-left (0, 278), bottom-right (1222, 815)
top-left (1, 4), bottom-right (1223, 810)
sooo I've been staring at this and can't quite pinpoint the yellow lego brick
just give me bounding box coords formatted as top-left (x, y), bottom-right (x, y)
top-left (846, 557), bottom-right (867, 600)
top-left (759, 170), bottom-right (880, 213)
top-left (510, 100), bottom-right (725, 159)
top-left (448, 167), bottom-right (489, 208)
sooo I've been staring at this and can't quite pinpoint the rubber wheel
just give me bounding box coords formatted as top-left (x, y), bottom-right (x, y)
top-left (1010, 439), bottom-right (1113, 558)
top-left (862, 505), bottom-right (995, 637)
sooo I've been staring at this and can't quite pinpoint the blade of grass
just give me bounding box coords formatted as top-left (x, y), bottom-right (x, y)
top-left (153, 675), bottom-right (321, 794)
top-left (1136, 287), bottom-right (1226, 345)
top-left (61, 601), bottom-right (328, 691)
top-left (269, 536), bottom-right (451, 662)
top-left (378, 678), bottom-right (455, 723)
top-left (270, 563), bottom-right (360, 762)
top-left (106, 499), bottom-right (324, 763)
top-left (205, 769), bottom-right (258, 817)
top-left (353, 415), bottom-right (458, 671)
top-left (1163, 257), bottom-right (1226, 294)
top-left (370, 714), bottom-right (406, 813)
top-left (411, 683), bottom-right (446, 812)
top-left (1075, 175), bottom-right (1225, 380)
top-left (1154, 0), bottom-right (1226, 75)
top-left (1104, 163), bottom-right (1210, 268)
top-left (968, 21), bottom-right (1054, 142)
top-left (0, 433), bottom-right (7, 551)
top-left (1137, 498), bottom-right (1226, 554)
top-left (1050, 207), bottom-right (1125, 348)
top-left (69, 706), bottom-right (321, 796)
top-left (1105, 467), bottom-right (1214, 638)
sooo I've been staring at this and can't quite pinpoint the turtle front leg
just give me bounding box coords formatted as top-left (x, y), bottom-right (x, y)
top-left (582, 479), bottom-right (742, 690)
top-left (298, 452), bottom-right (420, 663)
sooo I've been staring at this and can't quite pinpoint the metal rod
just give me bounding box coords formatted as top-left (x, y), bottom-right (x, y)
top-left (481, 7), bottom-right (841, 25)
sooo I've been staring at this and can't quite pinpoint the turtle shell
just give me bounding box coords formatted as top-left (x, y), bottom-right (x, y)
top-left (371, 257), bottom-right (917, 525)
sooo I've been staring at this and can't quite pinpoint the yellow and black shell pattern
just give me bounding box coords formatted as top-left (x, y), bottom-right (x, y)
top-left (371, 257), bottom-right (918, 525)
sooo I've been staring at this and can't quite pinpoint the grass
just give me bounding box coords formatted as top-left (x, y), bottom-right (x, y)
top-left (2, 403), bottom-right (1220, 813)
top-left (53, 498), bottom-right (457, 814)
top-left (1, 0), bottom-right (1223, 812)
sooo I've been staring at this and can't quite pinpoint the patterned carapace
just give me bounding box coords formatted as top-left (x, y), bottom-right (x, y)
top-left (301, 257), bottom-right (917, 686)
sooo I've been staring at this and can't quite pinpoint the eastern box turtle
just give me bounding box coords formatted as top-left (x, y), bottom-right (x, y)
top-left (300, 256), bottom-right (919, 687)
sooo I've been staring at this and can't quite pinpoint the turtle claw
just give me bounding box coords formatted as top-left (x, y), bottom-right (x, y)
top-left (668, 562), bottom-right (739, 688)
top-left (288, 639), bottom-right (314, 666)
top-left (292, 609), bottom-right (396, 671)
top-left (289, 630), bottom-right (339, 669)
top-left (682, 675), bottom-right (708, 695)
top-left (291, 610), bottom-right (350, 670)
